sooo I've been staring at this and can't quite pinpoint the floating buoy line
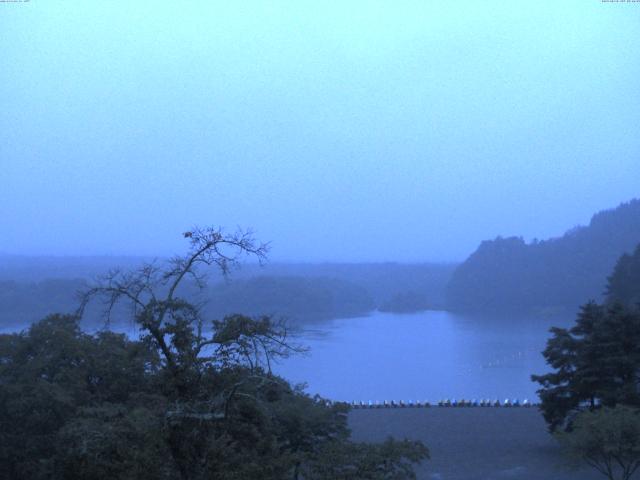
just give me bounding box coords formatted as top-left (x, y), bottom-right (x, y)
top-left (347, 398), bottom-right (538, 408)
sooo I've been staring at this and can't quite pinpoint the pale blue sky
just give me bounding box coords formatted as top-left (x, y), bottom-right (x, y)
top-left (1, 1), bottom-right (639, 261)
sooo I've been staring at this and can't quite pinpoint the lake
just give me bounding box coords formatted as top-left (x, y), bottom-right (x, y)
top-left (274, 310), bottom-right (558, 403)
top-left (0, 309), bottom-right (561, 403)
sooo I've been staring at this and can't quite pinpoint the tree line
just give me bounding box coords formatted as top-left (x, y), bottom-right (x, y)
top-left (446, 199), bottom-right (640, 314)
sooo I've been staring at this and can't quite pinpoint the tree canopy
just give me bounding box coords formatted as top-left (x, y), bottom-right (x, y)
top-left (532, 301), bottom-right (640, 431)
top-left (533, 244), bottom-right (640, 432)
top-left (532, 244), bottom-right (640, 480)
top-left (556, 406), bottom-right (640, 480)
top-left (606, 243), bottom-right (640, 309)
top-left (0, 227), bottom-right (428, 479)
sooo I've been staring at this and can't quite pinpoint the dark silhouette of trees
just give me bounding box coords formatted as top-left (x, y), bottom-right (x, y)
top-left (532, 302), bottom-right (640, 431)
top-left (533, 245), bottom-right (640, 432)
top-left (533, 246), bottom-right (640, 478)
top-left (0, 227), bottom-right (428, 479)
top-left (0, 314), bottom-right (162, 479)
top-left (556, 406), bottom-right (640, 480)
top-left (606, 243), bottom-right (640, 308)
top-left (447, 199), bottom-right (640, 313)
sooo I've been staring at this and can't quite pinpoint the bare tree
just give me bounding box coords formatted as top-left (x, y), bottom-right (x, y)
top-left (77, 226), bottom-right (302, 397)
top-left (79, 226), bottom-right (268, 319)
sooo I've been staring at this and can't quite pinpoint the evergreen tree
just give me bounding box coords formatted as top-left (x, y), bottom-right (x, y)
top-left (606, 243), bottom-right (640, 308)
top-left (533, 303), bottom-right (640, 431)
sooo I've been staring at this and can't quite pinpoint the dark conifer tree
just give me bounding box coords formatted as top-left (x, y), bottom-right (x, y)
top-left (606, 243), bottom-right (640, 308)
top-left (533, 245), bottom-right (640, 432)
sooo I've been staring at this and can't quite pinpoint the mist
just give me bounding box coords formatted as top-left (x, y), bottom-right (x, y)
top-left (2, 1), bottom-right (638, 262)
top-left (3, 3), bottom-right (640, 479)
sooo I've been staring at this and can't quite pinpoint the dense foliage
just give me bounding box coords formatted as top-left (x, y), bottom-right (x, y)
top-left (606, 243), bottom-right (640, 308)
top-left (446, 199), bottom-right (640, 313)
top-left (0, 228), bottom-right (428, 479)
top-left (0, 314), bottom-right (427, 479)
top-left (532, 302), bottom-right (640, 431)
top-left (532, 243), bottom-right (640, 431)
top-left (533, 244), bottom-right (640, 479)
top-left (556, 406), bottom-right (640, 480)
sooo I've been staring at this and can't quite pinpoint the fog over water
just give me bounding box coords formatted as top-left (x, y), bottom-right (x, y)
top-left (2, 1), bottom-right (639, 262)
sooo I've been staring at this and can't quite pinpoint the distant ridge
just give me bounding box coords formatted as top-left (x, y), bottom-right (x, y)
top-left (446, 198), bottom-right (640, 314)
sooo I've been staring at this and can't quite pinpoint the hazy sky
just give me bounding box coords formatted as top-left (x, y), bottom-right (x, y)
top-left (1, 1), bottom-right (639, 262)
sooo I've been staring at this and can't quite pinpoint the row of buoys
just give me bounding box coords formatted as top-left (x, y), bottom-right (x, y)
top-left (482, 351), bottom-right (527, 369)
top-left (350, 398), bottom-right (535, 408)
top-left (438, 398), bottom-right (532, 407)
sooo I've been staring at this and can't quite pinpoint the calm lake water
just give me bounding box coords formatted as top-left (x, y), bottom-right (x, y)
top-left (1, 309), bottom-right (560, 403)
top-left (274, 310), bottom-right (558, 403)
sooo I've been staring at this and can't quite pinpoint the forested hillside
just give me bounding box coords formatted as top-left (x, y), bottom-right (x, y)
top-left (0, 276), bottom-right (374, 329)
top-left (446, 199), bottom-right (640, 313)
top-left (0, 261), bottom-right (455, 329)
top-left (0, 279), bottom-right (86, 331)
top-left (606, 242), bottom-right (640, 307)
top-left (202, 275), bottom-right (375, 323)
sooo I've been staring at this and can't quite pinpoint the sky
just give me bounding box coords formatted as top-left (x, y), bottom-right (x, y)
top-left (1, 1), bottom-right (639, 262)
